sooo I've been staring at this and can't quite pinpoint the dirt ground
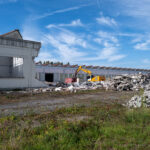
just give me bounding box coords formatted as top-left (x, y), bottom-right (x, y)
top-left (0, 90), bottom-right (137, 116)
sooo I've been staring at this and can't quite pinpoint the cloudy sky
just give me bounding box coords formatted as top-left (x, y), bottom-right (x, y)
top-left (0, 0), bottom-right (150, 68)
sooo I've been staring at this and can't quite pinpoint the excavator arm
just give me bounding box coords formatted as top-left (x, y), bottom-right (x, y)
top-left (74, 66), bottom-right (92, 78)
top-left (80, 68), bottom-right (92, 75)
top-left (65, 66), bottom-right (105, 84)
top-left (66, 65), bottom-right (105, 83)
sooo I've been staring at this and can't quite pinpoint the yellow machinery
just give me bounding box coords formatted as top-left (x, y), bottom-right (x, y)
top-left (74, 66), bottom-right (105, 82)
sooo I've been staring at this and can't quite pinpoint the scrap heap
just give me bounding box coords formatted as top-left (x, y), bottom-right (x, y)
top-left (108, 73), bottom-right (150, 91)
top-left (126, 86), bottom-right (150, 108)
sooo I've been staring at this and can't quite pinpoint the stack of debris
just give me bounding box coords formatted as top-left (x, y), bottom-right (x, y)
top-left (64, 81), bottom-right (104, 92)
top-left (76, 81), bottom-right (103, 90)
top-left (31, 73), bottom-right (150, 93)
top-left (108, 73), bottom-right (150, 91)
top-left (55, 81), bottom-right (68, 88)
top-left (126, 90), bottom-right (150, 108)
top-left (126, 76), bottom-right (150, 108)
top-left (29, 81), bottom-right (104, 94)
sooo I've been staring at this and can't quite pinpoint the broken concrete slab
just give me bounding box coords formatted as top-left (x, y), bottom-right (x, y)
top-left (107, 73), bottom-right (150, 91)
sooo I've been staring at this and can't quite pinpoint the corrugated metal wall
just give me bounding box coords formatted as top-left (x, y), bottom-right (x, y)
top-left (35, 65), bottom-right (150, 82)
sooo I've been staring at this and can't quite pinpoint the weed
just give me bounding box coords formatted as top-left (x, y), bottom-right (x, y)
top-left (1, 103), bottom-right (150, 150)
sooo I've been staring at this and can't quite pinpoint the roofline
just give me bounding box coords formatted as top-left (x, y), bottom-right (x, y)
top-left (0, 29), bottom-right (23, 39)
top-left (35, 63), bottom-right (150, 71)
top-left (0, 36), bottom-right (41, 45)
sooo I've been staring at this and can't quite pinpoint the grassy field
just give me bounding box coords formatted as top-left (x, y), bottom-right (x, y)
top-left (0, 101), bottom-right (150, 150)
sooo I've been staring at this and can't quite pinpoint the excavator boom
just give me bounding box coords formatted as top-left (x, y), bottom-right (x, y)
top-left (74, 66), bottom-right (105, 82)
top-left (65, 66), bottom-right (105, 83)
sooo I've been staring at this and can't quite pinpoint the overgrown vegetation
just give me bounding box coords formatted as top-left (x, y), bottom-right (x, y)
top-left (0, 102), bottom-right (150, 150)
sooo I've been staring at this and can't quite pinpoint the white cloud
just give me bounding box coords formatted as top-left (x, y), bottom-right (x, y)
top-left (69, 19), bottom-right (83, 27)
top-left (44, 28), bottom-right (87, 48)
top-left (132, 37), bottom-right (142, 43)
top-left (142, 59), bottom-right (150, 64)
top-left (36, 52), bottom-right (57, 62)
top-left (92, 30), bottom-right (126, 62)
top-left (46, 35), bottom-right (86, 62)
top-left (96, 15), bottom-right (117, 27)
top-left (108, 54), bottom-right (125, 62)
top-left (60, 19), bottom-right (83, 27)
top-left (99, 47), bottom-right (117, 59)
top-left (46, 24), bottom-right (56, 29)
top-left (22, 17), bottom-right (125, 64)
top-left (118, 0), bottom-right (150, 17)
top-left (94, 38), bottom-right (102, 44)
top-left (22, 18), bottom-right (88, 63)
top-left (42, 27), bottom-right (126, 63)
top-left (46, 19), bottom-right (83, 29)
top-left (95, 31), bottom-right (119, 46)
top-left (98, 47), bottom-right (125, 62)
top-left (22, 26), bottom-right (39, 41)
top-left (58, 32), bottom-right (87, 48)
top-left (116, 33), bottom-right (139, 37)
top-left (80, 46), bottom-right (126, 62)
top-left (132, 33), bottom-right (150, 50)
top-left (33, 4), bottom-right (91, 20)
top-left (134, 40), bottom-right (150, 51)
top-left (22, 18), bottom-right (42, 41)
top-left (42, 28), bottom-right (87, 63)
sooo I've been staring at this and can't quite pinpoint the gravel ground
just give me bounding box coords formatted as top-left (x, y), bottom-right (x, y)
top-left (0, 90), bottom-right (137, 116)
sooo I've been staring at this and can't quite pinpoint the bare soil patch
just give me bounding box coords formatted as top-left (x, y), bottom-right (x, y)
top-left (0, 90), bottom-right (137, 116)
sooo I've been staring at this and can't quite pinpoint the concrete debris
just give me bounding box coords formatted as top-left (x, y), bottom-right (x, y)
top-left (107, 73), bottom-right (150, 91)
top-left (53, 81), bottom-right (104, 92)
top-left (66, 85), bottom-right (76, 93)
top-left (32, 88), bottom-right (52, 93)
top-left (126, 95), bottom-right (142, 108)
top-left (126, 87), bottom-right (150, 108)
top-left (29, 81), bottom-right (103, 93)
top-left (55, 81), bottom-right (68, 88)
top-left (2, 73), bottom-right (150, 95)
top-left (54, 87), bottom-right (62, 92)
top-left (76, 81), bottom-right (103, 90)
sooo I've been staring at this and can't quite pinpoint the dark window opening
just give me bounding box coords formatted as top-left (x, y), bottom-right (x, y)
top-left (45, 73), bottom-right (54, 82)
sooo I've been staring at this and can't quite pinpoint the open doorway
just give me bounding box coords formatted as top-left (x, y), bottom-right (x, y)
top-left (0, 56), bottom-right (23, 78)
top-left (45, 73), bottom-right (54, 82)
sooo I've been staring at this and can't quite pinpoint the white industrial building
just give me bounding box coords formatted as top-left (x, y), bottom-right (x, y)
top-left (36, 63), bottom-right (150, 83)
top-left (0, 30), bottom-right (46, 89)
top-left (1, 29), bottom-right (150, 89)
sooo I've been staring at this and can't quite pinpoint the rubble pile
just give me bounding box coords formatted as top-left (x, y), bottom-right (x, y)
top-left (55, 82), bottom-right (68, 88)
top-left (24, 81), bottom-right (104, 94)
top-left (108, 73), bottom-right (150, 91)
top-left (76, 81), bottom-right (103, 90)
top-left (126, 90), bottom-right (150, 108)
top-left (2, 73), bottom-right (150, 95)
top-left (63, 81), bottom-right (104, 92)
top-left (126, 79), bottom-right (150, 108)
top-left (11, 73), bottom-right (150, 94)
top-left (126, 95), bottom-right (142, 108)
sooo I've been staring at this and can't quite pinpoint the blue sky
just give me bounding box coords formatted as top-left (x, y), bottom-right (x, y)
top-left (0, 0), bottom-right (150, 68)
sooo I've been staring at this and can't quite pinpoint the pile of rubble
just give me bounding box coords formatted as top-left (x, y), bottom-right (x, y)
top-left (30, 81), bottom-right (104, 93)
top-left (126, 89), bottom-right (150, 108)
top-left (30, 73), bottom-right (150, 94)
top-left (3, 73), bottom-right (150, 95)
top-left (126, 83), bottom-right (150, 108)
top-left (108, 73), bottom-right (150, 91)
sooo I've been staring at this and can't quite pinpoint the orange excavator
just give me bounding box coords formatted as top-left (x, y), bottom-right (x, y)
top-left (65, 66), bottom-right (105, 83)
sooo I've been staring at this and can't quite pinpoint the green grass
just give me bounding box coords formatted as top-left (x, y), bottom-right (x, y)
top-left (0, 103), bottom-right (150, 150)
